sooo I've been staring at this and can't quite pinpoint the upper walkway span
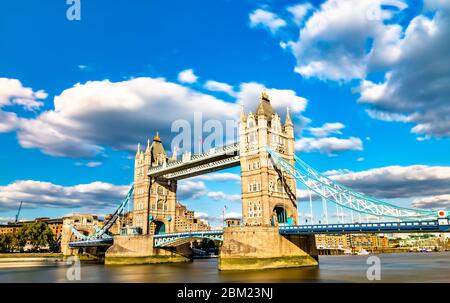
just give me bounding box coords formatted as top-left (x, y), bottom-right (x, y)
top-left (147, 143), bottom-right (239, 180)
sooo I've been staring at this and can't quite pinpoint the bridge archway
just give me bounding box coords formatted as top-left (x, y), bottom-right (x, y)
top-left (273, 206), bottom-right (287, 225)
top-left (151, 220), bottom-right (166, 235)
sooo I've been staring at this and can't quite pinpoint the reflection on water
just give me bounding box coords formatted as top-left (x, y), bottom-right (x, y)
top-left (1, 252), bottom-right (450, 283)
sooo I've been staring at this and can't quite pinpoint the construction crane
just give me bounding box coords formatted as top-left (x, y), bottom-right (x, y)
top-left (15, 201), bottom-right (22, 223)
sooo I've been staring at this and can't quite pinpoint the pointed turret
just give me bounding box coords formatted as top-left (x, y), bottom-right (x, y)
top-left (240, 104), bottom-right (247, 123)
top-left (135, 143), bottom-right (141, 158)
top-left (285, 107), bottom-right (293, 126)
top-left (171, 146), bottom-right (178, 161)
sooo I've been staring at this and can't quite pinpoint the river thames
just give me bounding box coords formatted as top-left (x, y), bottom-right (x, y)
top-left (0, 252), bottom-right (449, 283)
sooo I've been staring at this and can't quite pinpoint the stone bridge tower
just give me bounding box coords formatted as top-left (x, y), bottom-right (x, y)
top-left (239, 91), bottom-right (298, 226)
top-left (133, 133), bottom-right (177, 235)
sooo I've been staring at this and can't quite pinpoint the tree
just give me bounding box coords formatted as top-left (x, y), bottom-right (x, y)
top-left (0, 234), bottom-right (13, 252)
top-left (17, 221), bottom-right (54, 251)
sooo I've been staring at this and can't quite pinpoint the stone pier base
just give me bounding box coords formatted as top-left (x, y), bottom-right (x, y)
top-left (218, 226), bottom-right (319, 271)
top-left (105, 235), bottom-right (192, 265)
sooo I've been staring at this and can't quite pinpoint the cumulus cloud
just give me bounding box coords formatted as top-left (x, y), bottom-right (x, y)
top-left (238, 82), bottom-right (307, 114)
top-left (178, 179), bottom-right (240, 203)
top-left (177, 180), bottom-right (208, 201)
top-left (0, 78), bottom-right (47, 110)
top-left (1, 72), bottom-right (309, 159)
top-left (329, 165), bottom-right (450, 202)
top-left (0, 78), bottom-right (47, 133)
top-left (207, 191), bottom-right (240, 202)
top-left (12, 77), bottom-right (239, 158)
top-left (0, 110), bottom-right (20, 132)
top-left (191, 173), bottom-right (240, 183)
top-left (307, 122), bottom-right (345, 137)
top-left (282, 0), bottom-right (450, 137)
top-left (177, 69), bottom-right (198, 84)
top-left (412, 195), bottom-right (450, 209)
top-left (296, 136), bottom-right (363, 155)
top-left (0, 180), bottom-right (129, 212)
top-left (224, 212), bottom-right (242, 219)
top-left (287, 3), bottom-right (313, 25)
top-left (204, 80), bottom-right (236, 96)
top-left (249, 8), bottom-right (287, 33)
top-left (287, 0), bottom-right (409, 81)
top-left (359, 3), bottom-right (450, 137)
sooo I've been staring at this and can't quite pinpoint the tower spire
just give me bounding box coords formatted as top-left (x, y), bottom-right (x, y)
top-left (240, 103), bottom-right (247, 122)
top-left (285, 107), bottom-right (293, 126)
top-left (261, 89), bottom-right (269, 102)
top-left (135, 143), bottom-right (141, 157)
top-left (153, 131), bottom-right (161, 142)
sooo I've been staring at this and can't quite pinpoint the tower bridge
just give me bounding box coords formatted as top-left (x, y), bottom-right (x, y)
top-left (64, 91), bottom-right (450, 270)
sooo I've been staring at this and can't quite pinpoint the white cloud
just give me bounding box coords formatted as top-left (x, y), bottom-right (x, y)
top-left (75, 161), bottom-right (102, 167)
top-left (238, 82), bottom-right (307, 114)
top-left (412, 195), bottom-right (450, 209)
top-left (177, 180), bottom-right (208, 201)
top-left (178, 181), bottom-right (240, 203)
top-left (0, 78), bottom-right (47, 133)
top-left (287, 3), bottom-right (313, 25)
top-left (207, 191), bottom-right (240, 202)
top-left (0, 78), bottom-right (47, 110)
top-left (12, 77), bottom-right (239, 157)
top-left (357, 157), bottom-right (365, 162)
top-left (365, 109), bottom-right (412, 123)
top-left (0, 180), bottom-right (129, 211)
top-left (177, 69), bottom-right (198, 84)
top-left (249, 8), bottom-right (287, 33)
top-left (329, 165), bottom-right (450, 201)
top-left (2, 75), bottom-right (308, 159)
top-left (194, 211), bottom-right (210, 220)
top-left (296, 136), bottom-right (363, 155)
top-left (0, 110), bottom-right (19, 132)
top-left (289, 0), bottom-right (407, 81)
top-left (224, 212), bottom-right (242, 219)
top-left (307, 122), bottom-right (345, 137)
top-left (0, 217), bottom-right (16, 224)
top-left (279, 41), bottom-right (288, 49)
top-left (204, 80), bottom-right (236, 96)
top-left (359, 3), bottom-right (450, 137)
top-left (191, 173), bottom-right (240, 182)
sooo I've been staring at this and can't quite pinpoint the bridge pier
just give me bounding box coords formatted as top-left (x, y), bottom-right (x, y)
top-left (218, 226), bottom-right (318, 271)
top-left (105, 235), bottom-right (192, 265)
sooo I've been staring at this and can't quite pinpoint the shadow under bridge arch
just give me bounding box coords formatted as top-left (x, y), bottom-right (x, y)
top-left (153, 231), bottom-right (223, 248)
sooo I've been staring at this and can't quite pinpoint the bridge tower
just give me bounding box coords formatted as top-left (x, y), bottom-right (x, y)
top-left (239, 91), bottom-right (298, 226)
top-left (133, 133), bottom-right (177, 235)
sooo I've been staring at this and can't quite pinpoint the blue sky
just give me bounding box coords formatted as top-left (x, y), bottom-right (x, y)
top-left (1, 0), bottom-right (450, 226)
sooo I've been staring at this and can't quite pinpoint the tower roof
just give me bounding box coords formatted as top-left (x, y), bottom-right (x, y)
top-left (256, 90), bottom-right (275, 121)
top-left (149, 132), bottom-right (166, 164)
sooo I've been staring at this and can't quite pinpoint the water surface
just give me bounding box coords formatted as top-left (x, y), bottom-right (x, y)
top-left (0, 252), bottom-right (449, 283)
